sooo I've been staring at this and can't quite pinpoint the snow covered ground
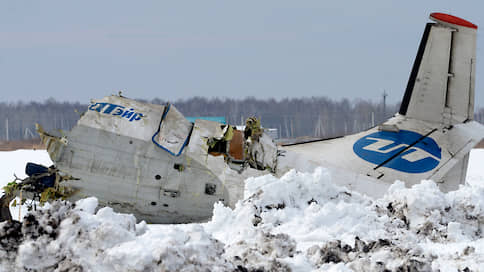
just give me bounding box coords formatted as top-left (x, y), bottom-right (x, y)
top-left (1, 149), bottom-right (484, 271)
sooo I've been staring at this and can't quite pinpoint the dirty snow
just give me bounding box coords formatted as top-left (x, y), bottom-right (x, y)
top-left (0, 149), bottom-right (484, 271)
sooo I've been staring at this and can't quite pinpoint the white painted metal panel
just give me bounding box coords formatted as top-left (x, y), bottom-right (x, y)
top-left (406, 26), bottom-right (452, 123)
top-left (154, 104), bottom-right (193, 156)
top-left (78, 95), bottom-right (165, 141)
top-left (445, 27), bottom-right (477, 123)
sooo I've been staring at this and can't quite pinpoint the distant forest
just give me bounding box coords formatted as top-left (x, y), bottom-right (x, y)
top-left (1, 96), bottom-right (483, 141)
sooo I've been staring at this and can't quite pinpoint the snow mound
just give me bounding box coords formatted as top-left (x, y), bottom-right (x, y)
top-left (1, 167), bottom-right (484, 271)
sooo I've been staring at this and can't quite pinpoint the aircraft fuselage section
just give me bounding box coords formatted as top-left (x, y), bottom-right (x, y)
top-left (281, 114), bottom-right (484, 194)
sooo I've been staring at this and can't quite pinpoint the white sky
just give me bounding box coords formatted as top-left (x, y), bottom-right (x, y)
top-left (0, 1), bottom-right (483, 106)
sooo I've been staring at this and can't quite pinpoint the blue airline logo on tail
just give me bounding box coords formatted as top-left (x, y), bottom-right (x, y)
top-left (353, 130), bottom-right (441, 173)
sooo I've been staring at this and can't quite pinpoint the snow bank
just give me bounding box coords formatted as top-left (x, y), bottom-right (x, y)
top-left (0, 149), bottom-right (483, 271)
top-left (0, 197), bottom-right (232, 271)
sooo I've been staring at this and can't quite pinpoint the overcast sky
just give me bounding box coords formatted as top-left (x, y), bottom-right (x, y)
top-left (0, 1), bottom-right (483, 106)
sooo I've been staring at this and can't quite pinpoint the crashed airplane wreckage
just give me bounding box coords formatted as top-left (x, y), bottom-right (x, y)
top-left (1, 97), bottom-right (280, 223)
top-left (2, 13), bottom-right (484, 224)
top-left (33, 97), bottom-right (279, 224)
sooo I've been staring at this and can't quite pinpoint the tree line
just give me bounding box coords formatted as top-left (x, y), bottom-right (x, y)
top-left (1, 96), bottom-right (483, 141)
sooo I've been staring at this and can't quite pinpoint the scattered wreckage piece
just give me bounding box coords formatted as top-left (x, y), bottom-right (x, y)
top-left (0, 163), bottom-right (76, 222)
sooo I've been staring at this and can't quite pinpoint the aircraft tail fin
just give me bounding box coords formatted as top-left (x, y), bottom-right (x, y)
top-left (399, 13), bottom-right (477, 125)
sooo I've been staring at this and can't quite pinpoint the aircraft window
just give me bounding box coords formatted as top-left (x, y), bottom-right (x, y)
top-left (205, 183), bottom-right (216, 195)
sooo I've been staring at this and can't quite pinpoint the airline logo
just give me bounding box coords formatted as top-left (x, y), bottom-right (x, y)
top-left (88, 102), bottom-right (144, 122)
top-left (353, 130), bottom-right (441, 173)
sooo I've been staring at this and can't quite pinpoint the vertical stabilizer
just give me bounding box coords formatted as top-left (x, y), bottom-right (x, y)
top-left (399, 13), bottom-right (477, 125)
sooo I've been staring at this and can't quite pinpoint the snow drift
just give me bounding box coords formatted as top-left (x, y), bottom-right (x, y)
top-left (1, 150), bottom-right (484, 271)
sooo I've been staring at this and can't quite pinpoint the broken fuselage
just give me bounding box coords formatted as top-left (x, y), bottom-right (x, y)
top-left (40, 95), bottom-right (277, 223)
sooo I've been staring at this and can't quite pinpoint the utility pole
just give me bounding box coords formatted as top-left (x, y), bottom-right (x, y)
top-left (382, 90), bottom-right (388, 119)
top-left (5, 118), bottom-right (8, 141)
